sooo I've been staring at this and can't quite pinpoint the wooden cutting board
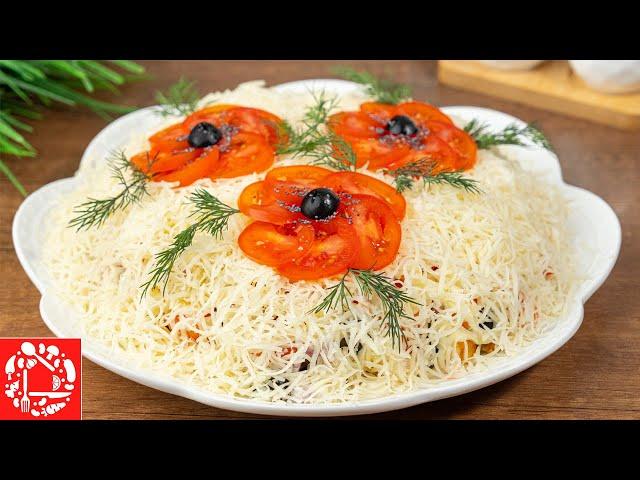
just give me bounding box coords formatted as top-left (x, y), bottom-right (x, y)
top-left (438, 60), bottom-right (640, 130)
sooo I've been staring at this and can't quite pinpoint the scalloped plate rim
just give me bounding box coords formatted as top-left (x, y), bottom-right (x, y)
top-left (11, 79), bottom-right (621, 416)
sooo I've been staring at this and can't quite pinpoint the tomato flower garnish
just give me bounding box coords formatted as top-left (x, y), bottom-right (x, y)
top-left (131, 105), bottom-right (284, 187)
top-left (328, 101), bottom-right (477, 173)
top-left (237, 166), bottom-right (405, 281)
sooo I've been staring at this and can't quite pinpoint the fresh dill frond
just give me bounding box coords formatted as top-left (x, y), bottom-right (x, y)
top-left (278, 91), bottom-right (356, 171)
top-left (187, 188), bottom-right (240, 239)
top-left (301, 91), bottom-right (340, 136)
top-left (464, 119), bottom-right (553, 151)
top-left (351, 269), bottom-right (421, 350)
top-left (69, 150), bottom-right (151, 231)
top-left (393, 174), bottom-right (415, 194)
top-left (140, 189), bottom-right (239, 297)
top-left (277, 90), bottom-right (338, 156)
top-left (421, 170), bottom-right (482, 193)
top-left (309, 268), bottom-right (421, 350)
top-left (306, 131), bottom-right (357, 171)
top-left (308, 270), bottom-right (352, 314)
top-left (155, 77), bottom-right (201, 117)
top-left (386, 159), bottom-right (482, 194)
top-left (463, 118), bottom-right (487, 138)
top-left (140, 224), bottom-right (198, 298)
top-left (333, 67), bottom-right (411, 105)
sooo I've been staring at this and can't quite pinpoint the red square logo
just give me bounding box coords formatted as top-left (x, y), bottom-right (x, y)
top-left (1, 338), bottom-right (81, 420)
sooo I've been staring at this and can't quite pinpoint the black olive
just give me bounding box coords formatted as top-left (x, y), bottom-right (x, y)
top-left (386, 115), bottom-right (418, 136)
top-left (481, 321), bottom-right (494, 329)
top-left (300, 188), bottom-right (340, 220)
top-left (187, 122), bottom-right (222, 148)
top-left (298, 360), bottom-right (310, 372)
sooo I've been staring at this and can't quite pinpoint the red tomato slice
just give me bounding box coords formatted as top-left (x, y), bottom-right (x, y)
top-left (326, 101), bottom-right (460, 173)
top-left (388, 135), bottom-right (460, 173)
top-left (227, 107), bottom-right (284, 144)
top-left (277, 218), bottom-right (359, 281)
top-left (359, 102), bottom-right (399, 123)
top-left (238, 181), bottom-right (274, 212)
top-left (343, 195), bottom-right (401, 270)
top-left (184, 105), bottom-right (283, 144)
top-left (154, 149), bottom-right (219, 187)
top-left (238, 221), bottom-right (315, 267)
top-left (181, 104), bottom-right (235, 129)
top-left (264, 165), bottom-right (332, 203)
top-left (133, 104), bottom-right (284, 186)
top-left (150, 149), bottom-right (200, 174)
top-left (323, 171), bottom-right (406, 220)
top-left (148, 123), bottom-right (190, 151)
top-left (346, 136), bottom-right (412, 169)
top-left (212, 133), bottom-right (275, 179)
top-left (130, 151), bottom-right (155, 174)
top-left (237, 181), bottom-right (302, 225)
top-left (265, 165), bottom-right (332, 185)
top-left (328, 111), bottom-right (381, 139)
top-left (425, 121), bottom-right (477, 171)
top-left (397, 102), bottom-right (454, 125)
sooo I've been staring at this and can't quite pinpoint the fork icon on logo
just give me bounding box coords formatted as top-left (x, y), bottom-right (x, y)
top-left (20, 370), bottom-right (29, 413)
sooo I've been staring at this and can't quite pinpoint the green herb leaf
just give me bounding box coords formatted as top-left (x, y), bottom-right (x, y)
top-left (0, 60), bottom-right (145, 196)
top-left (108, 60), bottom-right (146, 75)
top-left (187, 188), bottom-right (240, 239)
top-left (0, 158), bottom-right (27, 196)
top-left (278, 91), bottom-right (357, 171)
top-left (140, 224), bottom-right (198, 298)
top-left (154, 77), bottom-right (201, 117)
top-left (465, 119), bottom-right (553, 151)
top-left (68, 150), bottom-right (151, 231)
top-left (386, 160), bottom-right (482, 194)
top-left (333, 67), bottom-right (411, 105)
top-left (308, 270), bottom-right (352, 314)
top-left (140, 189), bottom-right (239, 297)
top-left (309, 268), bottom-right (421, 350)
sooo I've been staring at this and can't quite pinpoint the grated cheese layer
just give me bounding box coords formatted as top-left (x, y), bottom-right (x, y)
top-left (43, 82), bottom-right (577, 403)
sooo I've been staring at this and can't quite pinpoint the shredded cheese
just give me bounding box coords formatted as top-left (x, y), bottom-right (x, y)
top-left (43, 82), bottom-right (577, 403)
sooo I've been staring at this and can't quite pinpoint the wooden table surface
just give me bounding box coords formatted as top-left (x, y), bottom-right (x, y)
top-left (1, 60), bottom-right (637, 419)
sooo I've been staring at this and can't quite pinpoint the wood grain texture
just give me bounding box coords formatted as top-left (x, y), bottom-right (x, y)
top-left (1, 60), bottom-right (638, 420)
top-left (438, 60), bottom-right (640, 130)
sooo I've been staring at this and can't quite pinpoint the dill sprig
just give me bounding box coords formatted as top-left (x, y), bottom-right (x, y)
top-left (307, 131), bottom-right (357, 171)
top-left (386, 159), bottom-right (482, 194)
top-left (140, 189), bottom-right (238, 297)
top-left (277, 91), bottom-right (357, 171)
top-left (464, 119), bottom-right (553, 151)
top-left (310, 270), bottom-right (353, 314)
top-left (155, 77), bottom-right (201, 117)
top-left (69, 150), bottom-right (152, 231)
top-left (188, 188), bottom-right (240, 238)
top-left (275, 91), bottom-right (337, 156)
top-left (140, 224), bottom-right (198, 298)
top-left (309, 268), bottom-right (421, 350)
top-left (333, 67), bottom-right (411, 105)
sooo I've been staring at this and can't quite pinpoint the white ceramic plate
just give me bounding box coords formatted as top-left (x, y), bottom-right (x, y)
top-left (12, 79), bottom-right (621, 416)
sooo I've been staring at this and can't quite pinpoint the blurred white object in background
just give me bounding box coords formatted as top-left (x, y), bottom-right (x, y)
top-left (478, 60), bottom-right (545, 70)
top-left (569, 60), bottom-right (640, 94)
